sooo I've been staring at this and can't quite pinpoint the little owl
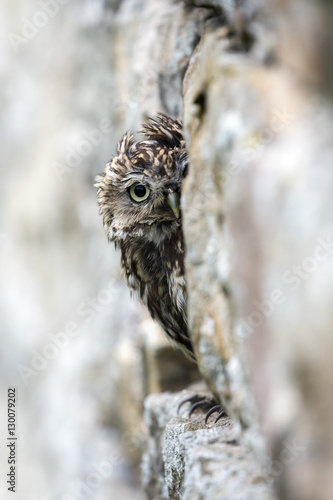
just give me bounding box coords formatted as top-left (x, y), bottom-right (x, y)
top-left (95, 113), bottom-right (224, 422)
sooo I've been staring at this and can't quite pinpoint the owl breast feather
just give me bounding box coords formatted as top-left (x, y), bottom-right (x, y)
top-left (119, 229), bottom-right (195, 360)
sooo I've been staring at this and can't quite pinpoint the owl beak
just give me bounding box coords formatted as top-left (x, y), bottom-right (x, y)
top-left (167, 192), bottom-right (180, 219)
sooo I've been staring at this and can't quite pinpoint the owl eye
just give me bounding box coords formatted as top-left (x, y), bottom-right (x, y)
top-left (129, 183), bottom-right (150, 202)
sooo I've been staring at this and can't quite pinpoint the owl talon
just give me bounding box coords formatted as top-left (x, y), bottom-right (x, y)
top-left (204, 404), bottom-right (222, 425)
top-left (188, 399), bottom-right (212, 418)
top-left (214, 409), bottom-right (226, 424)
top-left (177, 395), bottom-right (206, 415)
top-left (203, 405), bottom-right (226, 424)
top-left (177, 394), bottom-right (226, 425)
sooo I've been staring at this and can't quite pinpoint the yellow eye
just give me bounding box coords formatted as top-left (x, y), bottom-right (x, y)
top-left (129, 183), bottom-right (150, 202)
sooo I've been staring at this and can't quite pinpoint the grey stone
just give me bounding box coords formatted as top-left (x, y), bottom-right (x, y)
top-left (143, 390), bottom-right (274, 500)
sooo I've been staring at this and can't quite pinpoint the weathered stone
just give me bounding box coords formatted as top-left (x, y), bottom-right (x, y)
top-left (226, 79), bottom-right (333, 500)
top-left (183, 3), bottom-right (333, 500)
top-left (111, 0), bottom-right (214, 130)
top-left (183, 26), bottom-right (265, 451)
top-left (143, 389), bottom-right (274, 500)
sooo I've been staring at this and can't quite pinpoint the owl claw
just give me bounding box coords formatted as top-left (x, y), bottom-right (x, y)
top-left (188, 399), bottom-right (212, 418)
top-left (178, 394), bottom-right (226, 425)
top-left (204, 405), bottom-right (226, 424)
top-left (204, 404), bottom-right (222, 424)
top-left (214, 409), bottom-right (226, 424)
top-left (177, 395), bottom-right (206, 415)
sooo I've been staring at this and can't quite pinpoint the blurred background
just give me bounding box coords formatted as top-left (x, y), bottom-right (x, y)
top-left (0, 1), bottom-right (152, 498)
top-left (0, 1), bottom-right (205, 497)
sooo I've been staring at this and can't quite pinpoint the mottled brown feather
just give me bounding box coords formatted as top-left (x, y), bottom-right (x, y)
top-left (95, 114), bottom-right (194, 361)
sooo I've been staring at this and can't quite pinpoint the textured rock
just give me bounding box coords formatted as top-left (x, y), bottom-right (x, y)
top-left (142, 388), bottom-right (274, 500)
top-left (225, 69), bottom-right (333, 500)
top-left (183, 26), bottom-right (264, 449)
top-left (183, 2), bottom-right (333, 500)
top-left (111, 0), bottom-right (214, 130)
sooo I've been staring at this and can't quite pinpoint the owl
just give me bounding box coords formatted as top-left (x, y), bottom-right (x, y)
top-left (95, 113), bottom-right (224, 423)
top-left (95, 113), bottom-right (193, 359)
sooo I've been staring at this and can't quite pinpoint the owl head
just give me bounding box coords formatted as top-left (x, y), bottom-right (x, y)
top-left (95, 113), bottom-right (188, 245)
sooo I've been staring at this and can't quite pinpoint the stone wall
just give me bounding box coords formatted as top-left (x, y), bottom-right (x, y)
top-left (2, 0), bottom-right (333, 499)
top-left (111, 1), bottom-right (333, 499)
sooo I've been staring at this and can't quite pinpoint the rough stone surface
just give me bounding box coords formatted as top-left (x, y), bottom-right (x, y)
top-left (142, 388), bottom-right (274, 500)
top-left (110, 0), bottom-right (214, 129)
top-left (182, 26), bottom-right (265, 454)
top-left (183, 2), bottom-right (333, 500)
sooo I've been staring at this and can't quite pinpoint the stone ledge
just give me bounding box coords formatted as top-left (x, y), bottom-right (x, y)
top-left (142, 387), bottom-right (274, 500)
